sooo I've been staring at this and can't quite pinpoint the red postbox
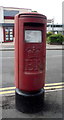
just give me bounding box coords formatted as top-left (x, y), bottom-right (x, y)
top-left (15, 12), bottom-right (47, 113)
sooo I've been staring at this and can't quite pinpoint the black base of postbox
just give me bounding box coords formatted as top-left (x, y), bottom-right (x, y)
top-left (15, 88), bottom-right (45, 113)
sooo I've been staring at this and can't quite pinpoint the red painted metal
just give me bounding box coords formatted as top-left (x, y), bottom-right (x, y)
top-left (15, 12), bottom-right (47, 92)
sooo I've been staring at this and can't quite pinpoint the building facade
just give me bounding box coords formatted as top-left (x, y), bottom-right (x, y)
top-left (0, 6), bottom-right (32, 42)
top-left (47, 24), bottom-right (63, 34)
top-left (47, 18), bottom-right (63, 34)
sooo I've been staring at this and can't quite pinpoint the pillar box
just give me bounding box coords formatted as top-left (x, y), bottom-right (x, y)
top-left (15, 12), bottom-right (47, 113)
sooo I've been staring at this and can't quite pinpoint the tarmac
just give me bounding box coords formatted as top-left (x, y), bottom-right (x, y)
top-left (0, 42), bottom-right (63, 51)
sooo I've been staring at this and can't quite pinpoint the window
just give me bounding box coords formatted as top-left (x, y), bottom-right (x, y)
top-left (4, 27), bottom-right (14, 42)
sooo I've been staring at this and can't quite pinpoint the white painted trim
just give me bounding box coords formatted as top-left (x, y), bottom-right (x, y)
top-left (4, 19), bottom-right (14, 23)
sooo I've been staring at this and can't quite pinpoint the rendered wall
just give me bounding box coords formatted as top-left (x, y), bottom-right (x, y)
top-left (0, 26), bottom-right (4, 42)
top-left (0, 7), bottom-right (4, 42)
top-left (0, 7), bottom-right (4, 23)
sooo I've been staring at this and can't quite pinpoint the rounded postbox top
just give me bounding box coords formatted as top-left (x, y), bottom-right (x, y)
top-left (17, 12), bottom-right (47, 20)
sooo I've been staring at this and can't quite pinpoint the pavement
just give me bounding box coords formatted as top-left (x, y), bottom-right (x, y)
top-left (0, 42), bottom-right (64, 119)
top-left (0, 42), bottom-right (63, 51)
top-left (1, 88), bottom-right (63, 119)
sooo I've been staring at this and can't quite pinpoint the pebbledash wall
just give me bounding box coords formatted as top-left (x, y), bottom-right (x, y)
top-left (0, 6), bottom-right (32, 42)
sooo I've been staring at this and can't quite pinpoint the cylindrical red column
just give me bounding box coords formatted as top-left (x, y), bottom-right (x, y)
top-left (15, 12), bottom-right (47, 113)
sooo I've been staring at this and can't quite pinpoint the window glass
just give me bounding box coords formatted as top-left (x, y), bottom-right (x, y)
top-left (10, 38), bottom-right (13, 40)
top-left (10, 31), bottom-right (13, 34)
top-left (6, 38), bottom-right (9, 40)
top-left (10, 35), bottom-right (13, 37)
top-left (5, 31), bottom-right (9, 34)
top-left (6, 35), bottom-right (8, 37)
top-left (5, 29), bottom-right (8, 32)
top-left (10, 29), bottom-right (13, 31)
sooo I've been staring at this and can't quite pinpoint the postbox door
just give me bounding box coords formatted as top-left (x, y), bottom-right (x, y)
top-left (19, 22), bottom-right (46, 91)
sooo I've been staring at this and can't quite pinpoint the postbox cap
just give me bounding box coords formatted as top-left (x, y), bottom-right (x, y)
top-left (18, 12), bottom-right (47, 19)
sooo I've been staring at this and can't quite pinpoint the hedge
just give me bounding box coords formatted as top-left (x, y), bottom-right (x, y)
top-left (47, 33), bottom-right (64, 44)
top-left (47, 32), bottom-right (53, 37)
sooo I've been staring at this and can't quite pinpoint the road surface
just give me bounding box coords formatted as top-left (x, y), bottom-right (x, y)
top-left (0, 50), bottom-right (63, 87)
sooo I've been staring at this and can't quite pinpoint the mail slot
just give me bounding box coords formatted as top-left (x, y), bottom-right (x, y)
top-left (15, 12), bottom-right (47, 113)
